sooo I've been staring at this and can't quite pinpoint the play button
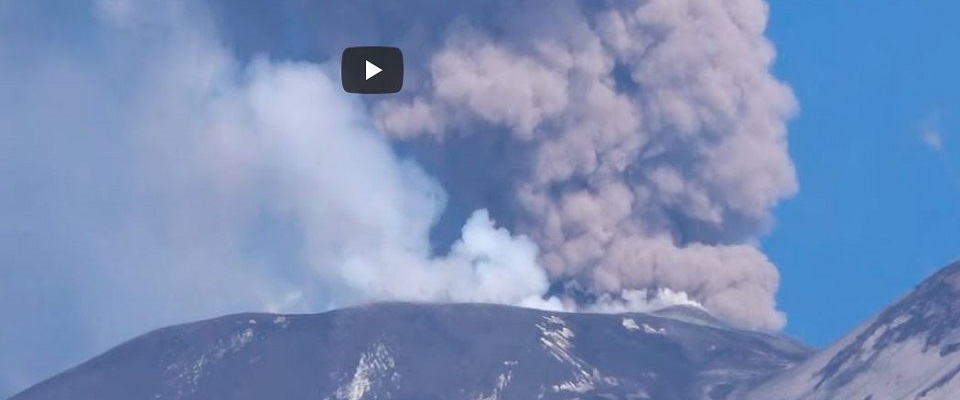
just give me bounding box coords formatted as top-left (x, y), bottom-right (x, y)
top-left (341, 46), bottom-right (404, 94)
top-left (365, 60), bottom-right (382, 80)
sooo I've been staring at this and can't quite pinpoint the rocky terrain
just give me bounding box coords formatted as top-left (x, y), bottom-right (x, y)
top-left (745, 261), bottom-right (960, 400)
top-left (10, 303), bottom-right (810, 400)
top-left (13, 261), bottom-right (960, 400)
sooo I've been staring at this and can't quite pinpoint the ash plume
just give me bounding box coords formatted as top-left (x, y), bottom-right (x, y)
top-left (373, 0), bottom-right (798, 330)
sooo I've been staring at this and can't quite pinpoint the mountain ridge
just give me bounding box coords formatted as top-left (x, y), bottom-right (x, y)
top-left (745, 260), bottom-right (960, 400)
top-left (10, 302), bottom-right (810, 400)
top-left (13, 261), bottom-right (960, 400)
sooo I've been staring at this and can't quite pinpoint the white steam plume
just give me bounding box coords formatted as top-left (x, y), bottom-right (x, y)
top-left (0, 1), bottom-right (557, 394)
top-left (90, 0), bottom-right (560, 313)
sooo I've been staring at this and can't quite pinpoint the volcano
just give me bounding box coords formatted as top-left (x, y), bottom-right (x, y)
top-left (12, 261), bottom-right (960, 400)
top-left (9, 303), bottom-right (808, 400)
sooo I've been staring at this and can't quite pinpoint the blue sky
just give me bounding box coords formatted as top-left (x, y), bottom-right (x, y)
top-left (765, 0), bottom-right (960, 346)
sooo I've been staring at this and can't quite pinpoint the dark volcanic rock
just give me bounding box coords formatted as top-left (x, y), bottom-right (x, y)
top-left (11, 303), bottom-right (811, 400)
top-left (746, 260), bottom-right (960, 400)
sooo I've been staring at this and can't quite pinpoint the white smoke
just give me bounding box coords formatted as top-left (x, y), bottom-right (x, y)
top-left (0, 1), bottom-right (556, 393)
top-left (94, 1), bottom-right (560, 312)
top-left (586, 288), bottom-right (705, 314)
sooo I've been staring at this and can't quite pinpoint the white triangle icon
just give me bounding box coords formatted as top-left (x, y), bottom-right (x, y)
top-left (365, 60), bottom-right (382, 80)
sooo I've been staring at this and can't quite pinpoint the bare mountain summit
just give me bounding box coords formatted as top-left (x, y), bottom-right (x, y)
top-left (14, 260), bottom-right (960, 400)
top-left (10, 303), bottom-right (808, 400)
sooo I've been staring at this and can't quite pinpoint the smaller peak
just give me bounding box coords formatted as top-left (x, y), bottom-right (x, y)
top-left (925, 259), bottom-right (960, 290)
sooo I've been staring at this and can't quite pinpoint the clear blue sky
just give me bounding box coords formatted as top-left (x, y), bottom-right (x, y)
top-left (764, 0), bottom-right (960, 346)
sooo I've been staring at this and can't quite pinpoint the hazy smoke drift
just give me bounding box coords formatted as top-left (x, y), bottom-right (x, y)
top-left (92, 3), bottom-right (561, 313)
top-left (376, 0), bottom-right (797, 330)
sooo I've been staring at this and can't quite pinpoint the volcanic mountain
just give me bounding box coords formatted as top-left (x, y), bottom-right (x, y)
top-left (10, 303), bottom-right (809, 400)
top-left (12, 260), bottom-right (960, 400)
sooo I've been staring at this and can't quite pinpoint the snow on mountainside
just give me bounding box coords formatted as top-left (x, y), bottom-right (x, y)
top-left (745, 260), bottom-right (960, 400)
top-left (10, 303), bottom-right (810, 400)
top-left (13, 260), bottom-right (960, 400)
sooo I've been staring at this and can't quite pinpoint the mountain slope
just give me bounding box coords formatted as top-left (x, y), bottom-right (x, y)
top-left (10, 303), bottom-right (810, 400)
top-left (745, 260), bottom-right (960, 400)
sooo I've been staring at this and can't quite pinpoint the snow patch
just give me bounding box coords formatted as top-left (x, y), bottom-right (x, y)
top-left (333, 342), bottom-right (399, 400)
top-left (622, 318), bottom-right (665, 335)
top-left (535, 315), bottom-right (618, 395)
top-left (273, 315), bottom-right (289, 328)
top-left (162, 326), bottom-right (258, 399)
top-left (642, 323), bottom-right (666, 335)
top-left (472, 368), bottom-right (514, 400)
top-left (537, 315), bottom-right (576, 365)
